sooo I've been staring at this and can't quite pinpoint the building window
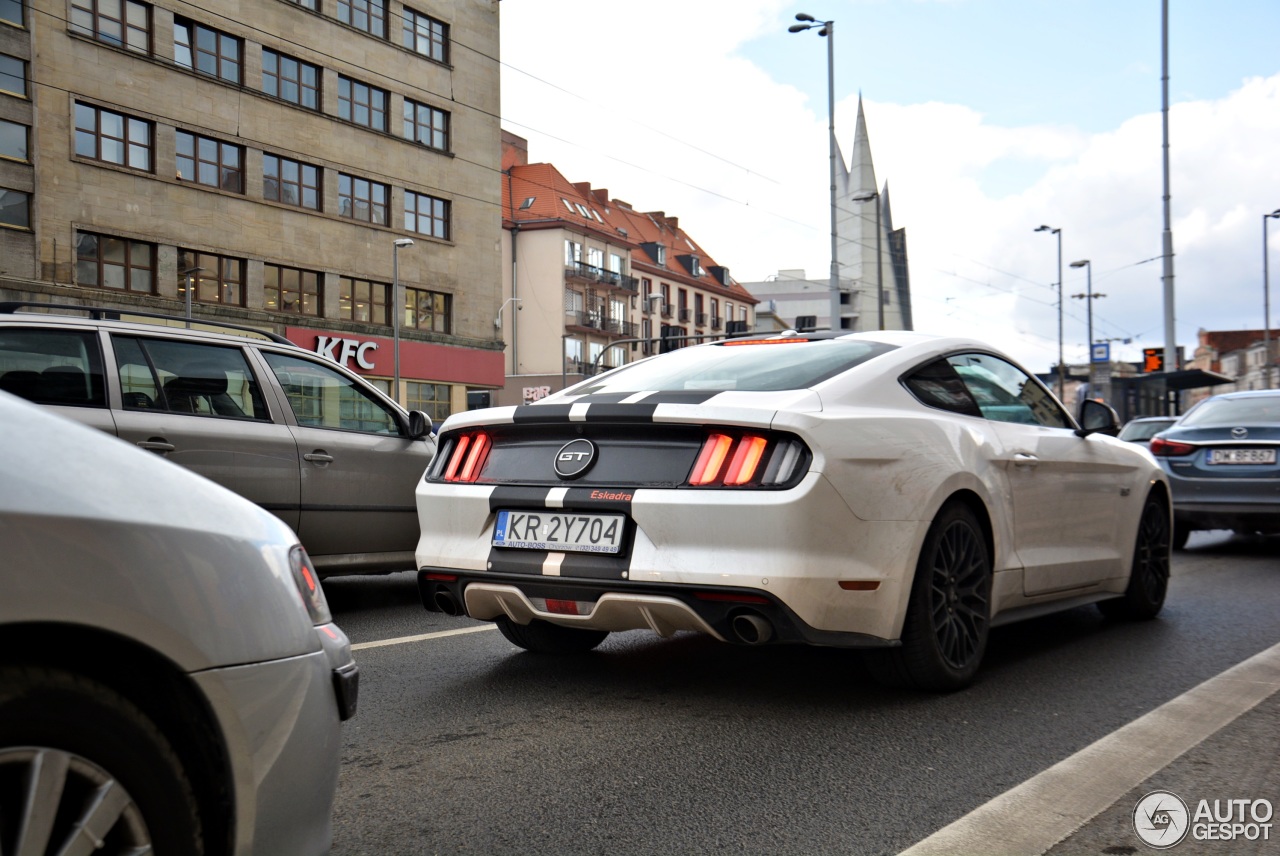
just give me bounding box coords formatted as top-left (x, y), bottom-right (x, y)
top-left (404, 287), bottom-right (449, 333)
top-left (287, 0), bottom-right (317, 9)
top-left (406, 381), bottom-right (450, 422)
top-left (339, 173), bottom-right (388, 225)
top-left (173, 19), bottom-right (240, 84)
top-left (264, 263), bottom-right (321, 316)
top-left (0, 0), bottom-right (22, 27)
top-left (338, 75), bottom-right (388, 131)
top-left (338, 0), bottom-right (385, 37)
top-left (0, 188), bottom-right (30, 229)
top-left (402, 99), bottom-right (449, 151)
top-left (178, 249), bottom-right (244, 306)
top-left (176, 131), bottom-right (243, 193)
top-left (404, 191), bottom-right (449, 239)
top-left (401, 8), bottom-right (447, 62)
top-left (76, 231), bottom-right (154, 292)
top-left (0, 53), bottom-right (26, 97)
top-left (262, 49), bottom-right (319, 110)
top-left (70, 0), bottom-right (150, 53)
top-left (338, 276), bottom-right (389, 324)
top-left (0, 119), bottom-right (28, 161)
top-left (74, 102), bottom-right (152, 171)
top-left (565, 240), bottom-right (581, 266)
top-left (264, 153), bottom-right (320, 209)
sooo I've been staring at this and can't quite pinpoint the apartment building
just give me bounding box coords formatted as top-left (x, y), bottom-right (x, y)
top-left (496, 132), bottom-right (758, 406)
top-left (0, 0), bottom-right (502, 419)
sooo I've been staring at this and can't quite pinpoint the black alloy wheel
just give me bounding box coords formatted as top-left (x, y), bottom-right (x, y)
top-left (865, 503), bottom-right (992, 691)
top-left (1099, 495), bottom-right (1171, 620)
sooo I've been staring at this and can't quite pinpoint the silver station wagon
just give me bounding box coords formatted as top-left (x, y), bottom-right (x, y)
top-left (0, 302), bottom-right (435, 577)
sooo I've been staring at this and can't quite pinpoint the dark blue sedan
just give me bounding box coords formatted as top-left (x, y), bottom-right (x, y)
top-left (1150, 389), bottom-right (1280, 548)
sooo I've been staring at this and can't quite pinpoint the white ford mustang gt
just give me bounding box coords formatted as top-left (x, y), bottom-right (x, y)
top-left (414, 331), bottom-right (1171, 690)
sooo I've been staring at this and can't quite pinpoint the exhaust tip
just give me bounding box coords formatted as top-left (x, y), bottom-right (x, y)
top-left (731, 613), bottom-right (774, 645)
top-left (433, 590), bottom-right (462, 616)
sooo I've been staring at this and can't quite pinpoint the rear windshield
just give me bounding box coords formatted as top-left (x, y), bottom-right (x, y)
top-left (1180, 395), bottom-right (1280, 427)
top-left (571, 338), bottom-right (897, 394)
top-left (1119, 419), bottom-right (1175, 441)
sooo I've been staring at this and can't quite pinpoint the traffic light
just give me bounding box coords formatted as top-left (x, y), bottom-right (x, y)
top-left (1142, 348), bottom-right (1164, 373)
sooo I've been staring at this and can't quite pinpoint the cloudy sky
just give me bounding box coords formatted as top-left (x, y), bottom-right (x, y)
top-left (498, 0), bottom-right (1280, 373)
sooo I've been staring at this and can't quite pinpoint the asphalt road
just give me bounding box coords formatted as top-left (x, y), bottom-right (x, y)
top-left (322, 531), bottom-right (1279, 856)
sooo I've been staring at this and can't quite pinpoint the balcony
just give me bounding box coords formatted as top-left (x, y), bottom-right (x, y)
top-left (710, 315), bottom-right (722, 330)
top-left (564, 311), bottom-right (637, 339)
top-left (660, 303), bottom-right (673, 319)
top-left (565, 261), bottom-right (638, 292)
top-left (695, 312), bottom-right (708, 328)
top-left (678, 308), bottom-right (692, 323)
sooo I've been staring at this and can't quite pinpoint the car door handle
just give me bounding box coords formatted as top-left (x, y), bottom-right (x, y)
top-left (1013, 453), bottom-right (1039, 468)
top-left (138, 439), bottom-right (175, 453)
top-left (303, 451), bottom-right (334, 464)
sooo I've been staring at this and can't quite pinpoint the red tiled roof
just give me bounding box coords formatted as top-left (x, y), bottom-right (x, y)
top-left (501, 138), bottom-right (757, 305)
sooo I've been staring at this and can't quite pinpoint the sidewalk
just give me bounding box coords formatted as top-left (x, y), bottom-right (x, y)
top-left (900, 642), bottom-right (1280, 855)
top-left (1046, 690), bottom-right (1280, 855)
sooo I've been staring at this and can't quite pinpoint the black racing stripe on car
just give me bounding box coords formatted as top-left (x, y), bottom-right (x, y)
top-left (485, 546), bottom-right (550, 576)
top-left (511, 404), bottom-right (574, 423)
top-left (580, 403), bottom-right (658, 423)
top-left (634, 390), bottom-right (721, 405)
top-left (564, 393), bottom-right (640, 405)
top-left (555, 551), bottom-right (631, 581)
top-left (488, 486), bottom-right (554, 512)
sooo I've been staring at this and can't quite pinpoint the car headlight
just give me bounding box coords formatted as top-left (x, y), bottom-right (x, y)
top-left (289, 544), bottom-right (332, 625)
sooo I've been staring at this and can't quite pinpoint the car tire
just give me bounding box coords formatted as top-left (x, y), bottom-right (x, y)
top-left (1171, 521), bottom-right (1191, 550)
top-left (0, 666), bottom-right (204, 855)
top-left (1098, 495), bottom-right (1170, 620)
top-left (864, 503), bottom-right (992, 692)
top-left (495, 617), bottom-right (609, 654)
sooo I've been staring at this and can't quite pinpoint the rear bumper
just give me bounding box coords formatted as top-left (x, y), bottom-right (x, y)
top-left (417, 571), bottom-right (900, 649)
top-left (1173, 503), bottom-right (1280, 533)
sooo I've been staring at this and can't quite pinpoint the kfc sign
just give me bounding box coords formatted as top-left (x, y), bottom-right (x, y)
top-left (315, 336), bottom-right (378, 370)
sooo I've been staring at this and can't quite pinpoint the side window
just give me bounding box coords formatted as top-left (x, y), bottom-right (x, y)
top-left (902, 358), bottom-right (982, 418)
top-left (112, 336), bottom-right (268, 419)
top-left (262, 351), bottom-right (400, 434)
top-left (947, 353), bottom-right (1071, 429)
top-left (0, 328), bottom-right (108, 407)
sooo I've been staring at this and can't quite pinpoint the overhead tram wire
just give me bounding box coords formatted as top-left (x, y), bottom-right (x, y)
top-left (166, 0), bottom-right (781, 184)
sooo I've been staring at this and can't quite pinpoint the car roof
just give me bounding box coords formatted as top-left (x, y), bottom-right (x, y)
top-left (0, 303), bottom-right (299, 349)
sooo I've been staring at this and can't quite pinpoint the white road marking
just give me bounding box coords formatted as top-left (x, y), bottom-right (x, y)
top-left (899, 640), bottom-right (1280, 856)
top-left (351, 624), bottom-right (496, 651)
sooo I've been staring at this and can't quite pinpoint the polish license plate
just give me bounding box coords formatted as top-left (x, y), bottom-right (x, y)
top-left (493, 510), bottom-right (625, 554)
top-left (1208, 448), bottom-right (1276, 465)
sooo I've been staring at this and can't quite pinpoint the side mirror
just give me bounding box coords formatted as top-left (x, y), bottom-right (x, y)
top-left (407, 410), bottom-right (433, 440)
top-left (1076, 399), bottom-right (1120, 437)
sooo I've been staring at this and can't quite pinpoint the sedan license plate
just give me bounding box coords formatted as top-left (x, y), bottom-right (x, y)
top-left (1208, 448), bottom-right (1277, 465)
top-left (493, 510), bottom-right (625, 554)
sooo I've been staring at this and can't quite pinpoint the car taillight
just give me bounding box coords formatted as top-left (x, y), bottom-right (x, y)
top-left (434, 431), bottom-right (492, 482)
top-left (289, 544), bottom-right (332, 625)
top-left (1149, 436), bottom-right (1197, 457)
top-left (687, 433), bottom-right (807, 488)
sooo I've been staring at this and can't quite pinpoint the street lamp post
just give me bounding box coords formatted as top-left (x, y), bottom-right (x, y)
top-left (392, 238), bottom-right (415, 404)
top-left (1035, 225), bottom-right (1065, 400)
top-left (788, 13), bottom-right (841, 332)
top-left (1070, 259), bottom-right (1106, 400)
top-left (1264, 209), bottom-right (1280, 389)
top-left (851, 191), bottom-right (883, 330)
top-left (180, 265), bottom-right (204, 327)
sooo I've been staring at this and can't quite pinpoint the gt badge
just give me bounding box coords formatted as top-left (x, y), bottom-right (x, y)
top-left (554, 438), bottom-right (597, 479)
